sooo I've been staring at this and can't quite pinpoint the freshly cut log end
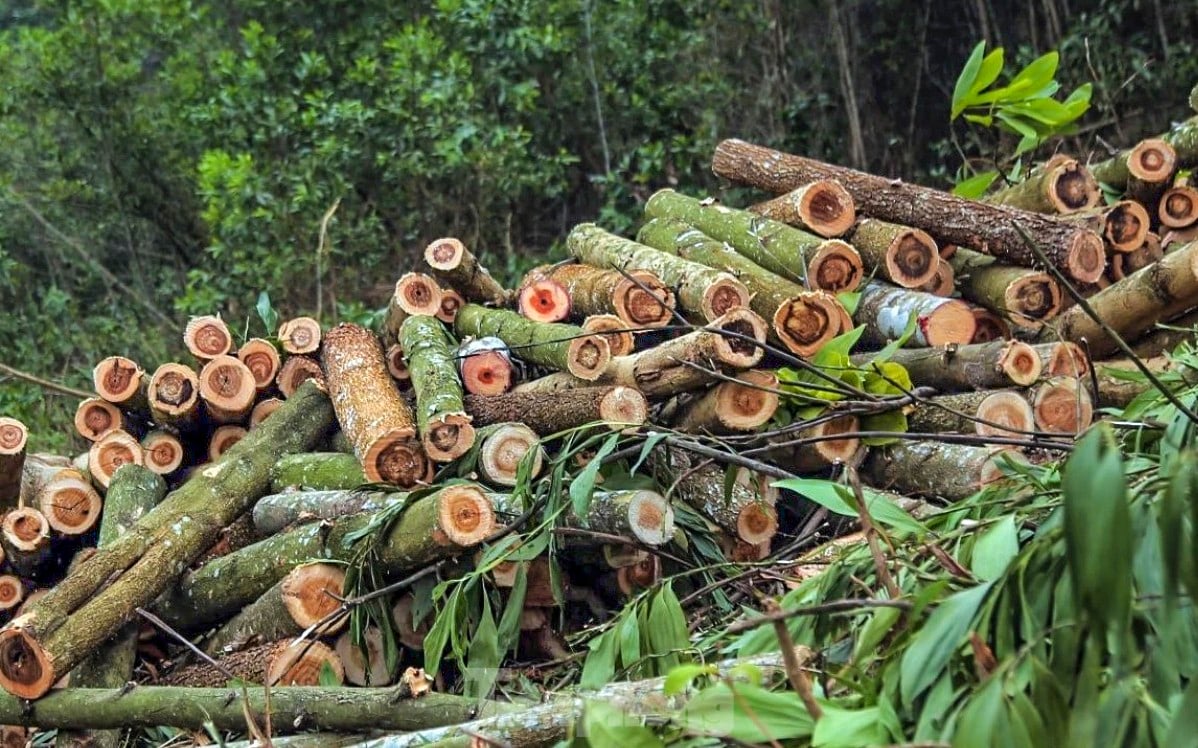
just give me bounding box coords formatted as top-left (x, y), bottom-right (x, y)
top-left (619, 490), bottom-right (675, 546)
top-left (282, 563), bottom-right (346, 635)
top-left (973, 391), bottom-right (1036, 439)
top-left (614, 270), bottom-right (676, 328)
top-left (707, 307), bottom-right (769, 366)
top-left (1130, 138), bottom-right (1177, 183)
top-left (0, 419), bottom-right (27, 504)
top-left (1111, 233), bottom-right (1164, 281)
top-left (478, 424), bottom-right (543, 488)
top-left (183, 315), bottom-right (233, 360)
top-left (737, 501), bottom-right (779, 546)
top-left (599, 386), bottom-right (649, 427)
top-left (335, 627), bottom-right (391, 687)
top-left (423, 237), bottom-right (510, 306)
top-left (277, 317), bottom-right (322, 355)
top-left (917, 259), bottom-right (955, 297)
top-left (882, 224), bottom-right (940, 289)
top-left (362, 428), bottom-right (428, 487)
top-left (802, 414), bottom-right (861, 470)
top-left (582, 314), bottom-right (635, 357)
top-left (1003, 272), bottom-right (1063, 327)
top-left (458, 338), bottom-right (512, 396)
top-left (425, 237), bottom-right (468, 270)
top-left (237, 338), bottom-right (282, 390)
top-left (857, 283), bottom-right (976, 348)
top-left (385, 344), bottom-right (411, 383)
top-left (276, 355), bottom-right (326, 398)
top-left (423, 413), bottom-right (476, 464)
top-left (1103, 200), bottom-right (1152, 252)
top-left (394, 272), bottom-right (444, 317)
top-left (518, 276), bottom-right (572, 323)
top-left (73, 398), bottom-right (122, 442)
top-left (92, 356), bottom-right (145, 406)
top-left (1050, 160), bottom-right (1102, 213)
top-left (566, 334), bottom-right (612, 381)
top-left (791, 179), bottom-right (857, 236)
top-left (3, 508), bottom-right (49, 552)
top-left (87, 430), bottom-right (144, 489)
top-left (1032, 377), bottom-right (1094, 435)
top-left (267, 640), bottom-right (344, 687)
top-left (1039, 341), bottom-right (1090, 379)
top-left (141, 430), bottom-right (185, 474)
top-left (198, 355), bottom-right (257, 423)
top-left (40, 472), bottom-right (103, 536)
top-left (435, 484), bottom-right (495, 546)
top-left (701, 275), bottom-right (751, 321)
top-left (0, 576), bottom-right (22, 612)
top-left (1160, 187), bottom-right (1198, 229)
top-left (999, 342), bottom-right (1043, 386)
top-left (208, 425), bottom-right (248, 462)
top-left (807, 239), bottom-right (865, 292)
top-left (0, 628), bottom-right (54, 699)
top-left (970, 309), bottom-right (1011, 343)
top-left (148, 363), bottom-right (200, 428)
top-left (249, 397), bottom-right (284, 428)
top-left (1065, 231), bottom-right (1107, 280)
top-left (617, 555), bottom-right (662, 595)
top-left (674, 370), bottom-right (779, 433)
top-left (437, 289), bottom-right (466, 324)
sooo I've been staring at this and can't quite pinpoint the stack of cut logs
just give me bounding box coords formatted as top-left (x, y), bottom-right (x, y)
top-left (0, 94), bottom-right (1194, 746)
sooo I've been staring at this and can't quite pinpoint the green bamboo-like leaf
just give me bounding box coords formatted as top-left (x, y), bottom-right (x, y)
top-left (774, 477), bottom-right (926, 534)
top-left (618, 609), bottom-right (642, 679)
top-left (951, 41), bottom-right (987, 119)
top-left (900, 580), bottom-right (994, 707)
top-left (581, 625), bottom-right (619, 690)
top-left (970, 514), bottom-right (1020, 581)
top-left (662, 663), bottom-right (717, 696)
top-left (813, 705), bottom-right (890, 747)
top-left (860, 408), bottom-right (907, 446)
top-left (496, 569), bottom-right (527, 656)
top-left (464, 592), bottom-right (500, 698)
top-left (582, 701), bottom-right (664, 748)
top-left (952, 170), bottom-right (999, 198)
top-left (570, 433), bottom-right (620, 517)
top-left (677, 682), bottom-right (814, 743)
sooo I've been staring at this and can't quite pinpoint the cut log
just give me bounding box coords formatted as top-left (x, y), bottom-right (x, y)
top-left (673, 370), bottom-right (779, 433)
top-left (516, 271), bottom-right (572, 323)
top-left (277, 355), bottom-right (326, 398)
top-left (400, 315), bottom-right (475, 462)
top-left (862, 442), bottom-right (1023, 501)
top-left (204, 563), bottom-right (346, 656)
top-left (87, 430), bottom-right (144, 490)
top-left (1063, 200), bottom-right (1150, 252)
top-left (1160, 186), bottom-right (1198, 228)
top-left (392, 594), bottom-right (429, 650)
top-left (617, 554), bottom-right (663, 594)
top-left (581, 314), bottom-right (635, 357)
top-left (917, 258), bottom-right (955, 296)
top-left (336, 627), bottom-right (393, 687)
top-left (73, 398), bottom-right (122, 442)
top-left (198, 355), bottom-right (256, 423)
top-left (164, 639), bottom-right (343, 688)
top-left (534, 264), bottom-right (676, 328)
top-left (237, 337), bottom-right (282, 391)
top-left (853, 340), bottom-right (1041, 392)
top-left (0, 420), bottom-right (26, 507)
top-left (182, 315), bottom-right (232, 361)
top-left (1032, 341), bottom-right (1090, 379)
top-left (208, 425), bottom-right (248, 462)
top-left (270, 452), bottom-right (367, 492)
top-left (37, 469), bottom-right (102, 537)
top-left (983, 156), bottom-right (1100, 214)
top-left (423, 237), bottom-right (510, 307)
top-left (147, 363), bottom-right (201, 431)
top-left (467, 386), bottom-right (648, 435)
top-left (970, 308), bottom-right (1012, 342)
top-left (768, 415), bottom-right (861, 473)
top-left (854, 281), bottom-right (976, 348)
top-left (637, 216), bottom-right (848, 355)
top-left (660, 454), bottom-right (777, 545)
top-left (0, 578), bottom-right (22, 614)
top-left (1038, 239), bottom-right (1198, 358)
top-left (385, 343), bottom-right (412, 384)
top-left (253, 489), bottom-right (392, 536)
top-left (382, 273), bottom-right (444, 347)
top-left (277, 316), bottom-right (322, 355)
top-left (322, 323), bottom-right (428, 487)
top-left (1110, 233), bottom-right (1163, 281)
top-left (846, 219), bottom-right (940, 289)
top-left (477, 423), bottom-right (543, 488)
top-left (91, 356), bottom-right (147, 412)
top-left (454, 304), bottom-right (612, 381)
top-left (907, 390), bottom-right (1035, 438)
top-left (458, 337), bottom-right (513, 396)
top-left (513, 308), bottom-right (766, 399)
top-left (1089, 137), bottom-right (1179, 190)
top-left (948, 247), bottom-right (1062, 327)
top-left (157, 484), bottom-right (493, 630)
top-left (1092, 357), bottom-right (1182, 409)
top-left (140, 429), bottom-right (185, 475)
top-left (0, 381), bottom-right (333, 700)
top-left (437, 289), bottom-right (465, 324)
top-left (563, 490), bottom-right (674, 546)
top-left (249, 397), bottom-right (283, 428)
top-left (0, 508), bottom-right (49, 576)
top-left (748, 179), bottom-right (857, 237)
top-left (712, 139), bottom-right (1107, 283)
top-left (566, 223), bottom-right (750, 321)
top-left (1130, 308), bottom-right (1198, 358)
top-left (1163, 225), bottom-right (1198, 252)
top-left (1030, 376), bottom-right (1093, 434)
top-left (644, 188), bottom-right (864, 292)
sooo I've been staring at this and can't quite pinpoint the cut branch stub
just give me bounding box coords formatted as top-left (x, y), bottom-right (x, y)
top-left (454, 304), bottom-right (612, 381)
top-left (276, 355), bottom-right (326, 399)
top-left (0, 419), bottom-right (26, 507)
top-left (673, 370), bottom-right (780, 433)
top-left (276, 317), bottom-right (322, 355)
top-left (92, 357), bottom-right (146, 411)
top-left (182, 316), bottom-right (232, 361)
top-left (147, 363), bottom-right (201, 431)
top-left (198, 355), bottom-right (257, 424)
top-left (846, 219), bottom-right (940, 289)
top-left (458, 337), bottom-right (513, 396)
top-left (141, 430), bottom-right (185, 475)
top-left (73, 399), bottom-right (123, 442)
top-left (855, 281), bottom-right (976, 348)
top-left (237, 338), bottom-right (282, 391)
top-left (87, 430), bottom-right (144, 490)
top-left (423, 237), bottom-right (510, 307)
top-left (748, 179), bottom-right (857, 237)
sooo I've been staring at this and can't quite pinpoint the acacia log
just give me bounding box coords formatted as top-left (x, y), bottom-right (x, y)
top-left (147, 363), bottom-right (201, 431)
top-left (401, 315), bottom-right (475, 462)
top-left (0, 508), bottom-right (49, 576)
top-left (581, 314), bottom-right (635, 357)
top-left (457, 337), bottom-right (513, 396)
top-left (454, 304), bottom-right (611, 381)
top-left (336, 627), bottom-right (392, 686)
top-left (948, 247), bottom-right (1062, 327)
top-left (851, 340), bottom-right (1041, 392)
top-left (20, 457), bottom-right (102, 534)
top-left (564, 490), bottom-right (674, 546)
top-left (1031, 341), bottom-right (1090, 379)
top-left (437, 288), bottom-right (465, 324)
top-left (712, 139), bottom-right (1106, 283)
top-left (1089, 137), bottom-right (1181, 190)
top-left (673, 370), bottom-right (779, 433)
top-left (846, 219), bottom-right (940, 288)
top-left (536, 263), bottom-right (675, 328)
top-left (862, 442), bottom-right (1024, 501)
top-left (907, 390), bottom-right (1034, 438)
top-left (516, 271), bottom-right (572, 323)
top-left (182, 316), bottom-right (232, 361)
top-left (73, 398), bottom-right (123, 442)
top-left (277, 317), bottom-right (322, 355)
top-left (1110, 233), bottom-right (1163, 281)
top-left (253, 490), bottom-right (393, 536)
top-left (1129, 308), bottom-right (1198, 358)
top-left (970, 308), bottom-right (1012, 342)
top-left (0, 420), bottom-right (26, 508)
top-left (1092, 357), bottom-right (1184, 408)
top-left (659, 452), bottom-right (777, 545)
top-left (87, 430), bottom-right (144, 490)
top-left (250, 397), bottom-right (284, 428)
top-left (141, 429), bottom-right (185, 475)
top-left (198, 355), bottom-right (256, 423)
top-left (983, 156), bottom-right (1099, 214)
top-left (767, 414), bottom-right (861, 473)
top-left (476, 423), bottom-right (543, 488)
top-left (424, 237), bottom-right (510, 306)
top-left (1029, 377), bottom-right (1093, 434)
top-left (917, 257), bottom-right (955, 296)
top-left (204, 563), bottom-right (346, 656)
top-left (382, 273), bottom-right (444, 347)
top-left (277, 355), bottom-right (327, 398)
top-left (271, 452), bottom-right (368, 493)
top-left (92, 356), bottom-right (147, 413)
top-left (467, 386), bottom-right (647, 435)
top-left (854, 281), bottom-right (975, 347)
top-left (164, 639), bottom-right (343, 687)
top-left (237, 337), bottom-right (282, 391)
top-left (1063, 200), bottom-right (1150, 252)
top-left (748, 179), bottom-right (857, 237)
top-left (1160, 186), bottom-right (1198, 228)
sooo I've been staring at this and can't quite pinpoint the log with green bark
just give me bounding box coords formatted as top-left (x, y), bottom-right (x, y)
top-left (423, 237), bottom-right (510, 307)
top-left (637, 216), bottom-right (849, 355)
top-left (906, 389), bottom-right (1035, 438)
top-left (566, 223), bottom-right (749, 321)
top-left (712, 139), bottom-right (1107, 283)
top-left (0, 381), bottom-right (334, 700)
top-left (672, 369), bottom-right (779, 433)
top-left (657, 451), bottom-right (777, 545)
top-left (59, 464), bottom-right (166, 748)
top-left (1037, 239), bottom-right (1198, 358)
top-left (454, 304), bottom-right (612, 381)
top-left (323, 323), bottom-right (429, 487)
top-left (854, 281), bottom-right (976, 348)
top-left (512, 308), bottom-right (766, 399)
top-left (851, 340), bottom-right (1042, 392)
top-left (0, 419), bottom-right (26, 508)
top-left (1110, 232), bottom-right (1163, 281)
top-left (1088, 137), bottom-right (1181, 191)
top-left (153, 484), bottom-right (494, 631)
top-left (252, 489), bottom-right (394, 536)
top-left (400, 315), bottom-right (475, 462)
top-left (844, 218), bottom-right (940, 289)
top-left (982, 155), bottom-right (1100, 214)
top-left (748, 178), bottom-right (857, 237)
top-left (466, 386), bottom-right (648, 435)
top-left (862, 442), bottom-right (1025, 501)
top-left (533, 263), bottom-right (676, 328)
top-left (581, 314), bottom-right (635, 356)
top-left (515, 269), bottom-right (572, 322)
top-left (766, 414), bottom-right (862, 473)
top-left (564, 489), bottom-right (675, 546)
top-left (271, 452), bottom-right (368, 492)
top-left (947, 247), bottom-right (1063, 327)
top-left (644, 188), bottom-right (864, 292)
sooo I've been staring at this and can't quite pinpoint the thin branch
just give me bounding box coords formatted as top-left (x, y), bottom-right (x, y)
top-left (0, 362), bottom-right (92, 399)
top-left (765, 600), bottom-right (823, 721)
top-left (723, 598), bottom-right (913, 635)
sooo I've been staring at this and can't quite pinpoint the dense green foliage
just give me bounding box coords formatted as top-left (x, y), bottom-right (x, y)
top-left (1, 0), bottom-right (1196, 449)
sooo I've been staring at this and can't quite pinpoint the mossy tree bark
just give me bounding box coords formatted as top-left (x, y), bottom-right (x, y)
top-left (253, 489), bottom-right (394, 536)
top-left (400, 315), bottom-right (475, 462)
top-left (163, 639), bottom-right (343, 687)
top-left (423, 237), bottom-right (510, 306)
top-left (906, 390), bottom-right (1035, 438)
top-left (270, 452), bottom-right (368, 492)
top-left (983, 156), bottom-right (1099, 214)
top-left (948, 247), bottom-right (1063, 328)
top-left (454, 304), bottom-right (611, 381)
top-left (862, 442), bottom-right (1023, 501)
top-left (851, 340), bottom-right (1042, 392)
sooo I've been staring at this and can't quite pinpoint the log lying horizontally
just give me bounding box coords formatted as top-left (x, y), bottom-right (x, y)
top-left (237, 337), bottom-right (282, 391)
top-left (532, 263), bottom-right (676, 328)
top-left (92, 356), bottom-right (147, 414)
top-left (423, 237), bottom-right (510, 307)
top-left (458, 337), bottom-right (514, 396)
top-left (660, 452), bottom-right (777, 545)
top-left (252, 489), bottom-right (393, 536)
top-left (673, 370), bottom-right (779, 433)
top-left (182, 315), bottom-right (232, 361)
top-left (748, 179), bottom-right (857, 237)
top-left (163, 639), bottom-right (344, 687)
top-left (845, 218), bottom-right (940, 289)
top-left (270, 452), bottom-right (367, 492)
top-left (854, 281), bottom-right (976, 348)
top-left (516, 270), bottom-right (571, 323)
top-left (277, 316), bottom-right (322, 356)
top-left (198, 355), bottom-right (256, 424)
top-left (147, 363), bottom-right (201, 431)
top-left (906, 390), bottom-right (1035, 438)
top-left (862, 442), bottom-right (1024, 501)
top-left (476, 423), bottom-right (543, 488)
top-left (852, 340), bottom-right (1041, 392)
top-left (581, 314), bottom-right (635, 357)
top-left (1063, 200), bottom-right (1150, 253)
top-left (983, 155), bottom-right (1099, 214)
top-left (73, 398), bottom-right (123, 442)
top-left (947, 247), bottom-right (1062, 328)
top-left (467, 387), bottom-right (648, 435)
top-left (454, 304), bottom-right (612, 382)
top-left (712, 139), bottom-right (1107, 283)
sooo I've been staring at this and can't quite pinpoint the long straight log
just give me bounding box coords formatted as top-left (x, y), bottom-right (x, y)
top-left (163, 639), bottom-right (343, 687)
top-left (271, 452), bottom-right (367, 492)
top-left (0, 419), bottom-right (26, 508)
top-left (566, 223), bottom-right (749, 321)
top-left (644, 188), bottom-right (864, 292)
top-left (862, 442), bottom-right (1023, 501)
top-left (1089, 137), bottom-right (1182, 190)
top-left (845, 218), bottom-right (940, 289)
top-left (0, 381), bottom-right (334, 700)
top-left (852, 340), bottom-right (1041, 392)
top-left (253, 490), bottom-right (394, 536)
top-left (982, 156), bottom-right (1099, 214)
top-left (400, 315), bottom-right (475, 462)
top-left (454, 304), bottom-right (612, 382)
top-left (581, 314), bottom-right (635, 357)
top-left (948, 247), bottom-right (1062, 327)
top-left (467, 387), bottom-right (648, 435)
top-left (1038, 239), bottom-right (1198, 357)
top-left (748, 179), bottom-right (857, 237)
top-left (854, 281), bottom-right (976, 347)
top-left (906, 390), bottom-right (1035, 438)
top-left (712, 139), bottom-right (1106, 283)
top-left (515, 270), bottom-right (571, 323)
top-left (659, 452), bottom-right (777, 545)
top-left (204, 563), bottom-right (346, 656)
top-left (637, 216), bottom-right (849, 355)
top-left (424, 237), bottom-right (510, 307)
top-left (533, 264), bottom-right (676, 328)
top-left (323, 323), bottom-right (429, 487)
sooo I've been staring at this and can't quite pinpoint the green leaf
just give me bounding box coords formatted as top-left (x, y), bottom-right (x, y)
top-left (496, 567), bottom-right (528, 656)
top-left (836, 290), bottom-right (862, 316)
top-left (813, 324), bottom-right (865, 364)
top-left (581, 701), bottom-right (664, 748)
top-left (951, 41), bottom-right (987, 119)
top-left (570, 434), bottom-right (619, 517)
top-left (952, 170), bottom-right (999, 198)
top-left (464, 592), bottom-right (499, 698)
top-left (870, 314), bottom-right (920, 364)
top-left (951, 676), bottom-right (1007, 748)
top-left (318, 660), bottom-right (341, 687)
top-left (663, 663), bottom-right (717, 696)
top-left (631, 432), bottom-right (668, 475)
top-left (646, 583), bottom-right (690, 672)
top-left (860, 408), bottom-right (907, 446)
top-left (1163, 674), bottom-right (1198, 748)
top-left (900, 580), bottom-right (994, 707)
top-left (618, 609), bottom-right (642, 679)
top-left (581, 626), bottom-right (619, 690)
top-left (774, 477), bottom-right (926, 535)
top-left (677, 682), bottom-right (814, 743)
top-left (1007, 51), bottom-right (1059, 97)
top-left (970, 515), bottom-right (1020, 581)
top-left (255, 290), bottom-right (278, 335)
top-left (813, 705), bottom-right (890, 747)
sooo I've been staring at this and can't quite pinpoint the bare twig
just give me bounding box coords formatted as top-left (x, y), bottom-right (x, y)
top-left (848, 467), bottom-right (902, 600)
top-left (0, 362), bottom-right (92, 399)
top-left (765, 600), bottom-right (823, 721)
top-left (724, 598), bottom-right (913, 635)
